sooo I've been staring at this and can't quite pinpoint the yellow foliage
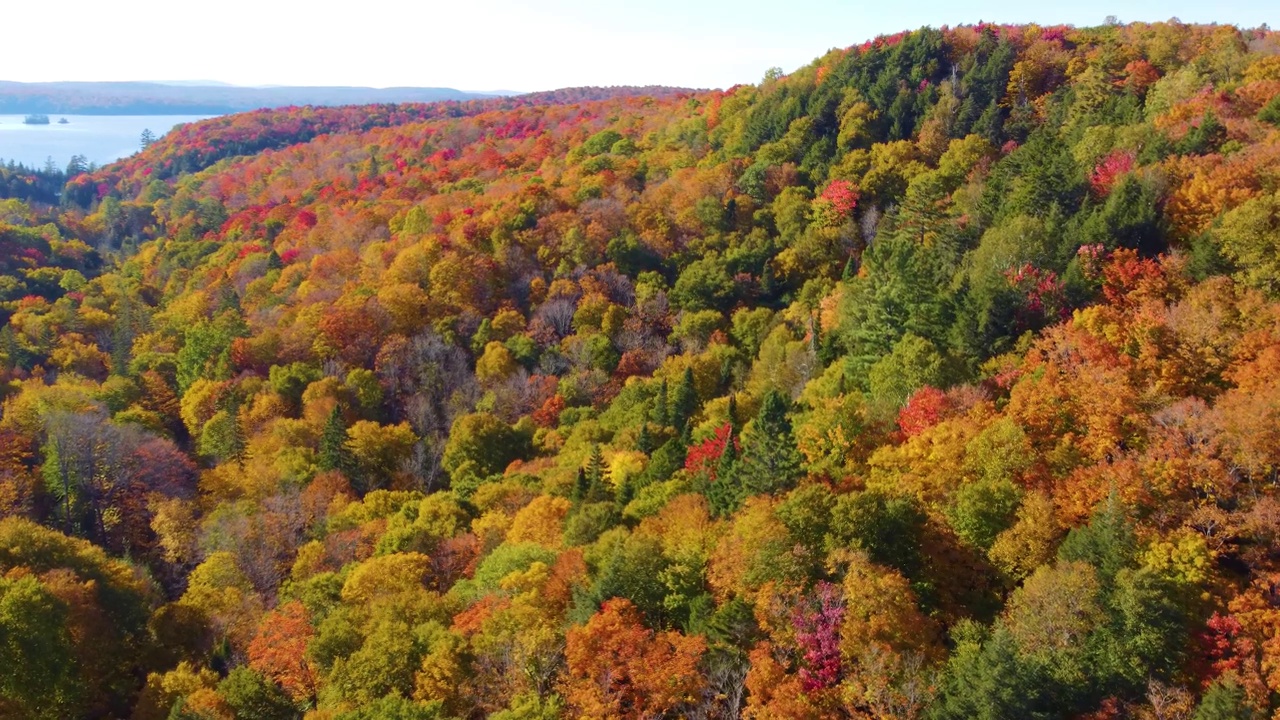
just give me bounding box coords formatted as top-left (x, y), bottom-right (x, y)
top-left (1143, 529), bottom-right (1215, 589)
top-left (475, 341), bottom-right (518, 384)
top-left (132, 661), bottom-right (220, 720)
top-left (506, 495), bottom-right (572, 548)
top-left (341, 552), bottom-right (433, 605)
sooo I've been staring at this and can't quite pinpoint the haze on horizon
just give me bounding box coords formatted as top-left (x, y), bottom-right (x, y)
top-left (7, 0), bottom-right (1275, 92)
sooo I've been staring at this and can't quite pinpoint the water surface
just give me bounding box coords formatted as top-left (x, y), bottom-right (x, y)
top-left (0, 114), bottom-right (215, 170)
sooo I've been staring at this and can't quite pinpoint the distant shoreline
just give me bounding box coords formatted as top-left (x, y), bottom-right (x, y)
top-left (0, 80), bottom-right (511, 117)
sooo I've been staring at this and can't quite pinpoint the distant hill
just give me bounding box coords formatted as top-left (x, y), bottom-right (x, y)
top-left (0, 81), bottom-right (514, 115)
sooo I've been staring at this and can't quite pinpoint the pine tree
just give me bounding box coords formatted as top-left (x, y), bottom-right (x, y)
top-left (670, 368), bottom-right (697, 430)
top-left (708, 432), bottom-right (743, 518)
top-left (636, 423), bottom-right (654, 455)
top-left (738, 390), bottom-right (803, 496)
top-left (652, 379), bottom-right (669, 427)
top-left (223, 395), bottom-right (247, 466)
top-left (583, 444), bottom-right (610, 503)
top-left (110, 294), bottom-right (134, 376)
top-left (318, 406), bottom-right (352, 476)
top-left (706, 394), bottom-right (743, 516)
top-left (0, 325), bottom-right (18, 371)
top-left (841, 255), bottom-right (857, 281)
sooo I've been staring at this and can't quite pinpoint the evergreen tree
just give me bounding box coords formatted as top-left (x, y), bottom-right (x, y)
top-left (708, 395), bottom-right (744, 517)
top-left (582, 444), bottom-right (610, 503)
top-left (0, 325), bottom-right (19, 371)
top-left (738, 390), bottom-right (803, 496)
top-left (652, 379), bottom-right (669, 427)
top-left (1193, 677), bottom-right (1256, 720)
top-left (636, 423), bottom-right (654, 455)
top-left (318, 406), bottom-right (353, 477)
top-left (708, 437), bottom-right (743, 518)
top-left (670, 368), bottom-right (698, 430)
top-left (640, 425), bottom-right (690, 488)
top-left (110, 294), bottom-right (134, 377)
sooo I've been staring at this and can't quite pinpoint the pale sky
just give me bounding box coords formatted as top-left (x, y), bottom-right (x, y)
top-left (5, 0), bottom-right (1274, 91)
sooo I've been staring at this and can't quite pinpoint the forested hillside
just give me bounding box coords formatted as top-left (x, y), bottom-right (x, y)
top-left (4, 20), bottom-right (1280, 719)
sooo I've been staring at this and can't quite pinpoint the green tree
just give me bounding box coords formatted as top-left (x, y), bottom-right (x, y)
top-left (867, 332), bottom-right (947, 411)
top-left (737, 390), bottom-right (803, 496)
top-left (1193, 677), bottom-right (1256, 720)
top-left (318, 406), bottom-right (353, 475)
top-left (217, 667), bottom-right (299, 720)
top-left (670, 368), bottom-right (698, 430)
top-left (0, 575), bottom-right (79, 719)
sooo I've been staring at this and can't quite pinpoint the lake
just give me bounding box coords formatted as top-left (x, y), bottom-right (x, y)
top-left (0, 114), bottom-right (215, 170)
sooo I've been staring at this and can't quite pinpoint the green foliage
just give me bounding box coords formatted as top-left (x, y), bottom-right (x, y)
top-left (333, 695), bottom-right (448, 720)
top-left (737, 389), bottom-right (803, 496)
top-left (1260, 95), bottom-right (1280, 126)
top-left (1194, 677), bottom-right (1257, 720)
top-left (867, 332), bottom-right (947, 411)
top-left (0, 575), bottom-right (79, 719)
top-left (217, 667), bottom-right (300, 720)
top-left (828, 490), bottom-right (926, 576)
top-left (1058, 498), bottom-right (1138, 584)
top-left (947, 478), bottom-right (1022, 550)
top-left (442, 413), bottom-right (529, 486)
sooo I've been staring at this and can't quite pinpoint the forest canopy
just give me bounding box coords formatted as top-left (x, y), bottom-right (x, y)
top-left (3, 19), bottom-right (1280, 720)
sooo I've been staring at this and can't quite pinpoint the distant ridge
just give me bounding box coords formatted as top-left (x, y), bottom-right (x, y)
top-left (0, 81), bottom-right (509, 115)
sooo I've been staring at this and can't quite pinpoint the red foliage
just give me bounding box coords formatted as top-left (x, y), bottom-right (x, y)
top-left (1090, 151), bottom-right (1136, 197)
top-left (1006, 263), bottom-right (1068, 322)
top-left (532, 394), bottom-right (566, 428)
top-left (817, 180), bottom-right (859, 223)
top-left (685, 423), bottom-right (736, 480)
top-left (897, 386), bottom-right (952, 438)
top-left (1121, 60), bottom-right (1161, 95)
top-left (793, 581), bottom-right (845, 692)
top-left (1100, 248), bottom-right (1166, 309)
top-left (248, 601), bottom-right (319, 702)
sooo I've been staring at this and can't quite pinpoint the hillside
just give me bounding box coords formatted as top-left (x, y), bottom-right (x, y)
top-left (3, 20), bottom-right (1280, 719)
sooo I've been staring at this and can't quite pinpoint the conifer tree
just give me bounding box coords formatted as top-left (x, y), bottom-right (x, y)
top-left (636, 423), bottom-right (654, 455)
top-left (738, 390), bottom-right (803, 496)
top-left (652, 379), bottom-right (669, 427)
top-left (582, 444), bottom-right (611, 503)
top-left (670, 368), bottom-right (697, 430)
top-left (708, 395), bottom-right (744, 516)
top-left (318, 405), bottom-right (353, 477)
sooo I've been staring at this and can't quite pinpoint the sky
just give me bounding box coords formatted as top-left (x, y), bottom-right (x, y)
top-left (5, 0), bottom-right (1275, 92)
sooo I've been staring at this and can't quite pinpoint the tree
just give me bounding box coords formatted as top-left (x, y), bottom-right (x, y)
top-left (0, 574), bottom-right (78, 719)
top-left (247, 601), bottom-right (317, 703)
top-left (217, 667), bottom-right (299, 720)
top-left (670, 368), bottom-right (698, 430)
top-left (441, 413), bottom-right (528, 493)
top-left (563, 598), bottom-right (706, 719)
top-left (1193, 676), bottom-right (1257, 720)
top-left (141, 129), bottom-right (157, 149)
top-left (346, 420), bottom-right (417, 492)
top-left (318, 406), bottom-right (353, 475)
top-left (867, 333), bottom-right (947, 412)
top-left (738, 390), bottom-right (803, 496)
top-left (577, 444), bottom-right (611, 503)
